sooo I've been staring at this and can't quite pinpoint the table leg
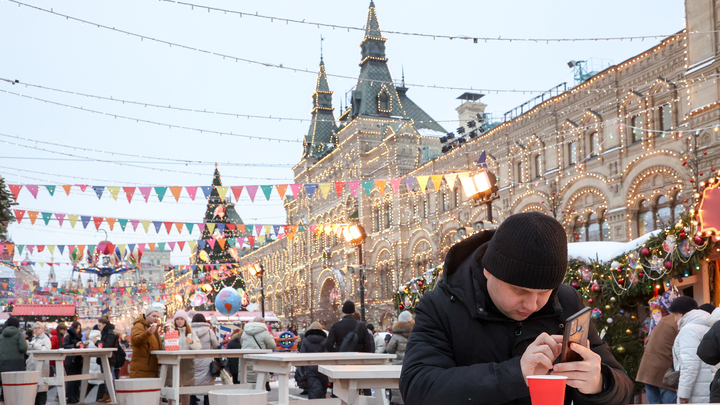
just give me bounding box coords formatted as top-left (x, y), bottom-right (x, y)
top-left (55, 360), bottom-right (67, 405)
top-left (277, 373), bottom-right (290, 405)
top-left (158, 363), bottom-right (167, 384)
top-left (255, 371), bottom-right (267, 392)
top-left (171, 364), bottom-right (180, 405)
top-left (347, 380), bottom-right (359, 405)
top-left (238, 358), bottom-right (247, 384)
top-left (100, 355), bottom-right (117, 404)
top-left (79, 356), bottom-right (90, 403)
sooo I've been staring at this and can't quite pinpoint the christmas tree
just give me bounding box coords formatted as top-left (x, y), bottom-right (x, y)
top-left (191, 168), bottom-right (247, 311)
top-left (0, 175), bottom-right (18, 242)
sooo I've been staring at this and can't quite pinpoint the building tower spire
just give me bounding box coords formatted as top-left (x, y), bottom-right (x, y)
top-left (302, 54), bottom-right (338, 159)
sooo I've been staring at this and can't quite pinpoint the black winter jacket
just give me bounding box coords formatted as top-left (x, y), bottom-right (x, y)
top-left (301, 329), bottom-right (329, 399)
top-left (227, 334), bottom-right (242, 377)
top-left (325, 316), bottom-right (372, 353)
top-left (98, 325), bottom-right (120, 366)
top-left (63, 327), bottom-right (83, 372)
top-left (697, 319), bottom-right (720, 402)
top-left (400, 230), bottom-right (634, 405)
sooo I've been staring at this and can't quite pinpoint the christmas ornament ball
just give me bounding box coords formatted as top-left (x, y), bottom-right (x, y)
top-left (609, 297), bottom-right (616, 303)
top-left (606, 318), bottom-right (613, 324)
top-left (675, 222), bottom-right (684, 231)
top-left (694, 235), bottom-right (705, 246)
top-left (631, 315), bottom-right (637, 320)
top-left (640, 248), bottom-right (650, 257)
top-left (615, 345), bottom-right (626, 354)
top-left (572, 281), bottom-right (579, 289)
top-left (635, 264), bottom-right (643, 273)
top-left (625, 329), bottom-right (633, 335)
top-left (664, 261), bottom-right (673, 270)
top-left (591, 308), bottom-right (602, 320)
top-left (591, 283), bottom-right (601, 292)
top-left (605, 305), bottom-right (611, 310)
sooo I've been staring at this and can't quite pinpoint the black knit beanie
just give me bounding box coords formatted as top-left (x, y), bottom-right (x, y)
top-left (668, 296), bottom-right (698, 315)
top-left (342, 300), bottom-right (355, 314)
top-left (482, 212), bottom-right (568, 290)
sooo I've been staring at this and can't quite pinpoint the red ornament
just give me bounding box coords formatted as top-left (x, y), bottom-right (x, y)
top-left (700, 173), bottom-right (704, 176)
top-left (704, 151), bottom-right (708, 155)
top-left (592, 283), bottom-right (601, 292)
top-left (664, 261), bottom-right (673, 270)
top-left (640, 248), bottom-right (650, 257)
top-left (690, 179), bottom-right (695, 183)
top-left (683, 199), bottom-right (688, 204)
top-left (682, 161), bottom-right (687, 166)
top-left (618, 278), bottom-right (625, 286)
top-left (399, 304), bottom-right (404, 309)
top-left (572, 282), bottom-right (579, 289)
top-left (713, 168), bottom-right (717, 172)
top-left (679, 231), bottom-right (687, 240)
top-left (694, 235), bottom-right (705, 245)
top-left (639, 272), bottom-right (645, 277)
top-left (678, 278), bottom-right (683, 283)
top-left (97, 240), bottom-right (115, 255)
top-left (588, 298), bottom-right (594, 304)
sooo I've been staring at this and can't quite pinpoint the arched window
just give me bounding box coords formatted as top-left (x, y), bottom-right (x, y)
top-left (568, 141), bottom-right (578, 166)
top-left (587, 213), bottom-right (601, 241)
top-left (378, 91), bottom-right (390, 113)
top-left (659, 104), bottom-right (672, 134)
top-left (425, 193), bottom-right (431, 217)
top-left (589, 132), bottom-right (599, 157)
top-left (638, 199), bottom-right (653, 235)
top-left (600, 211), bottom-right (611, 241)
top-left (631, 115), bottom-right (643, 143)
top-left (656, 196), bottom-right (672, 226)
top-left (384, 200), bottom-right (392, 229)
top-left (534, 155), bottom-right (542, 178)
top-left (454, 187), bottom-right (460, 208)
top-left (517, 161), bottom-right (525, 183)
top-left (573, 217), bottom-right (586, 242)
top-left (373, 204), bottom-right (381, 232)
top-left (441, 190), bottom-right (447, 212)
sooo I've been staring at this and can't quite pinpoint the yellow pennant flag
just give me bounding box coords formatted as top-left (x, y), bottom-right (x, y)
top-left (107, 187), bottom-right (120, 200)
top-left (188, 240), bottom-right (197, 251)
top-left (206, 223), bottom-right (216, 234)
top-left (430, 175), bottom-right (443, 191)
top-left (275, 184), bottom-right (288, 200)
top-left (318, 183), bottom-right (332, 199)
top-left (375, 180), bottom-right (387, 196)
top-left (48, 245), bottom-right (55, 255)
top-left (169, 187), bottom-right (183, 202)
top-left (258, 234), bottom-right (266, 245)
top-left (216, 186), bottom-right (229, 200)
top-left (118, 244), bottom-right (126, 257)
top-left (444, 173), bottom-right (458, 190)
top-left (141, 220), bottom-right (151, 233)
top-left (416, 175), bottom-right (430, 191)
top-left (68, 215), bottom-right (79, 228)
top-left (264, 225), bottom-right (272, 236)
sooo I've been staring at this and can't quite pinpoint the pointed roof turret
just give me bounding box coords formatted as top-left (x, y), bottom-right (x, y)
top-left (364, 1), bottom-right (383, 42)
top-left (303, 58), bottom-right (338, 158)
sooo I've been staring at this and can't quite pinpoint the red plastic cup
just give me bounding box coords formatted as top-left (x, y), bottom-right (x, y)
top-left (98, 343), bottom-right (103, 348)
top-left (527, 375), bottom-right (567, 405)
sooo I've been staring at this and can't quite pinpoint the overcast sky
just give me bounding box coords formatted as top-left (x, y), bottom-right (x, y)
top-left (0, 0), bottom-right (686, 283)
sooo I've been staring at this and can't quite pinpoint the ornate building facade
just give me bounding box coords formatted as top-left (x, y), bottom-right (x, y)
top-left (240, 1), bottom-right (720, 329)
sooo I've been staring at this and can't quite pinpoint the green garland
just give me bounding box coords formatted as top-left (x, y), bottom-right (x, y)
top-left (392, 265), bottom-right (442, 314)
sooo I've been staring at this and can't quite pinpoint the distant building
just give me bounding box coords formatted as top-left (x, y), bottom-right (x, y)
top-left (116, 251), bottom-right (170, 285)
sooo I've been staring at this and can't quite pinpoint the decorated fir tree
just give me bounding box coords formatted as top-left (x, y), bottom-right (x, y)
top-left (191, 168), bottom-right (247, 311)
top-left (0, 175), bottom-right (18, 241)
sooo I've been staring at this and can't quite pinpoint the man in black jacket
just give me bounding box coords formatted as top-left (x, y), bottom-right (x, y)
top-left (325, 301), bottom-right (372, 352)
top-left (400, 212), bottom-right (633, 405)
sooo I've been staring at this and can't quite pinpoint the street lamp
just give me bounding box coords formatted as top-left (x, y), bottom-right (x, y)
top-left (249, 262), bottom-right (265, 318)
top-left (460, 170), bottom-right (499, 222)
top-left (342, 224), bottom-right (367, 321)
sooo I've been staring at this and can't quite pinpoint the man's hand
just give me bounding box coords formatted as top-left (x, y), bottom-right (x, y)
top-left (552, 341), bottom-right (602, 395)
top-left (148, 325), bottom-right (158, 335)
top-left (521, 333), bottom-right (562, 384)
top-left (185, 336), bottom-right (193, 344)
top-left (679, 398), bottom-right (689, 404)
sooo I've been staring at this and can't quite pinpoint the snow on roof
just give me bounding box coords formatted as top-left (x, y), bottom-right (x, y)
top-left (416, 128), bottom-right (446, 138)
top-left (567, 230), bottom-right (661, 263)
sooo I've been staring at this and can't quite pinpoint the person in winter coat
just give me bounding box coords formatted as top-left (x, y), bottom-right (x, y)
top-left (26, 322), bottom-right (51, 405)
top-left (166, 311), bottom-right (201, 405)
top-left (0, 317), bottom-right (28, 402)
top-left (383, 334), bottom-right (392, 353)
top-left (367, 324), bottom-right (385, 354)
top-left (400, 212), bottom-right (634, 405)
top-left (697, 306), bottom-right (720, 403)
top-left (85, 330), bottom-right (108, 403)
top-left (226, 328), bottom-right (243, 384)
top-left (95, 317), bottom-right (122, 403)
top-left (299, 322), bottom-right (329, 399)
top-left (50, 323), bottom-right (66, 350)
top-left (241, 316), bottom-right (276, 388)
top-left (63, 321), bottom-right (84, 404)
top-left (325, 301), bottom-right (372, 353)
top-left (190, 313), bottom-right (219, 405)
top-left (130, 307), bottom-right (163, 378)
top-left (673, 308), bottom-right (713, 403)
top-left (387, 311), bottom-right (414, 405)
top-left (637, 296), bottom-right (697, 403)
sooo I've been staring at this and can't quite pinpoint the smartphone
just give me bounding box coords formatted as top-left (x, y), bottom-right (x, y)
top-left (559, 307), bottom-right (592, 363)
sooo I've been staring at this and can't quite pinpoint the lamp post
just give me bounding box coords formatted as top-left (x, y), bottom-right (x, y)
top-left (342, 224), bottom-right (367, 321)
top-left (460, 170), bottom-right (499, 222)
top-left (250, 262), bottom-right (265, 318)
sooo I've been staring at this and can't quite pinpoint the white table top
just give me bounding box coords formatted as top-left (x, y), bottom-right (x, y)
top-left (152, 349), bottom-right (270, 356)
top-left (244, 352), bottom-right (395, 362)
top-left (319, 365), bottom-right (402, 380)
top-left (32, 348), bottom-right (116, 355)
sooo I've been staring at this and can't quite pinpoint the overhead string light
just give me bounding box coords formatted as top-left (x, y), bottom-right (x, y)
top-left (157, 0), bottom-right (696, 44)
top-left (5, 0), bottom-right (688, 95)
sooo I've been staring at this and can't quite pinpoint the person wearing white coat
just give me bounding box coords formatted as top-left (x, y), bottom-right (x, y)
top-left (673, 309), bottom-right (713, 403)
top-left (190, 313), bottom-right (219, 405)
top-left (241, 317), bottom-right (276, 388)
top-left (26, 322), bottom-right (51, 405)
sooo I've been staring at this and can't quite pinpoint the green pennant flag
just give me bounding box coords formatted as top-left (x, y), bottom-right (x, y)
top-left (45, 185), bottom-right (56, 196)
top-left (158, 242), bottom-right (166, 252)
top-left (185, 223), bottom-right (195, 234)
top-left (227, 238), bottom-right (235, 248)
top-left (118, 219), bottom-right (128, 231)
top-left (87, 245), bottom-right (96, 255)
top-left (154, 187), bottom-right (168, 202)
top-left (260, 185), bottom-right (273, 201)
top-left (298, 224), bottom-right (306, 232)
top-left (361, 180), bottom-right (374, 197)
top-left (41, 212), bottom-right (53, 225)
top-left (17, 245), bottom-right (24, 255)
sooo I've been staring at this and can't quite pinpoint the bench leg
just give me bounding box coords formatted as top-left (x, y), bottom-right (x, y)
top-left (55, 361), bottom-right (67, 405)
top-left (255, 372), bottom-right (267, 392)
top-left (277, 373), bottom-right (290, 405)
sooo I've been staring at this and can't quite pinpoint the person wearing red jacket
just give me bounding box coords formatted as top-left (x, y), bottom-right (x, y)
top-left (49, 323), bottom-right (67, 350)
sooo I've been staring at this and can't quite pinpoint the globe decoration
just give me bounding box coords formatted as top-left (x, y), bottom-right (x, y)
top-left (215, 287), bottom-right (241, 316)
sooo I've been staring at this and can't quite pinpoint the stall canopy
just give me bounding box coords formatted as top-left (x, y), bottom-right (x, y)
top-left (12, 304), bottom-right (76, 317)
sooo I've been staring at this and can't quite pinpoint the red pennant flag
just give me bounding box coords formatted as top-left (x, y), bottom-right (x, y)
top-left (247, 236), bottom-right (255, 248)
top-left (231, 186), bottom-right (243, 201)
top-left (177, 241), bottom-right (185, 251)
top-left (122, 187), bottom-right (136, 203)
top-left (93, 217), bottom-right (104, 230)
top-left (8, 185), bottom-right (22, 202)
top-left (334, 182), bottom-right (345, 197)
top-left (163, 222), bottom-right (173, 234)
top-left (14, 210), bottom-right (25, 223)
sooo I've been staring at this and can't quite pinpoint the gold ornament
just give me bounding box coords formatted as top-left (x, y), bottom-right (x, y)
top-left (605, 305), bottom-right (611, 310)
top-left (625, 329), bottom-right (633, 335)
top-left (631, 315), bottom-right (637, 320)
top-left (615, 345), bottom-right (626, 354)
top-left (609, 297), bottom-right (616, 303)
top-left (675, 223), bottom-right (683, 231)
top-left (635, 264), bottom-right (643, 272)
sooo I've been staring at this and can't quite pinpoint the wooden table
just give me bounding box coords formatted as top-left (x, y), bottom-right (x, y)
top-left (319, 365), bottom-right (401, 405)
top-left (31, 348), bottom-right (118, 405)
top-left (244, 352), bottom-right (396, 405)
top-left (152, 349), bottom-right (271, 404)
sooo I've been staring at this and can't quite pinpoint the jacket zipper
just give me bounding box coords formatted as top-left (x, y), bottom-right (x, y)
top-left (515, 322), bottom-right (522, 336)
